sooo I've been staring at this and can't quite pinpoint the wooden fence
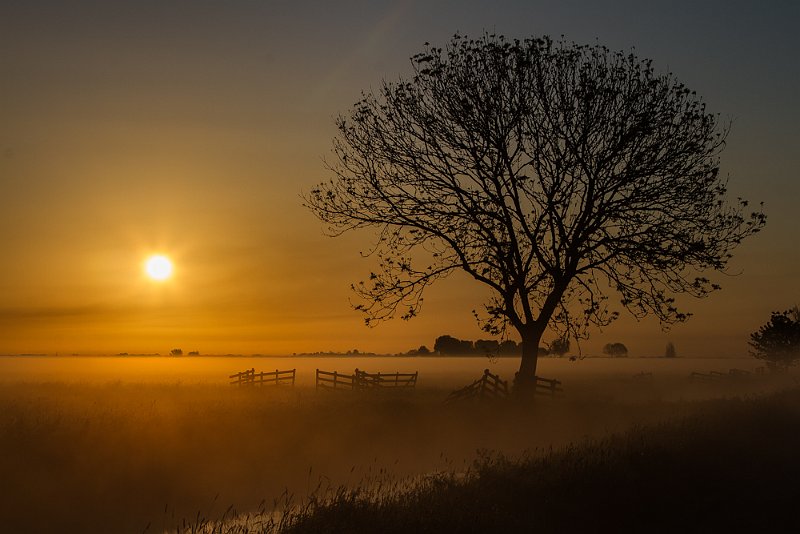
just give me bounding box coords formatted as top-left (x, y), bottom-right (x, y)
top-left (690, 368), bottom-right (753, 382)
top-left (689, 371), bottom-right (719, 382)
top-left (229, 368), bottom-right (296, 386)
top-left (535, 376), bottom-right (564, 397)
top-left (445, 369), bottom-right (509, 403)
top-left (315, 368), bottom-right (419, 391)
top-left (315, 369), bottom-right (358, 391)
top-left (354, 368), bottom-right (418, 389)
top-left (446, 370), bottom-right (564, 403)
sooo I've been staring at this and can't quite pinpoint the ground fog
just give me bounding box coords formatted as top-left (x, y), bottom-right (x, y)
top-left (0, 356), bottom-right (793, 533)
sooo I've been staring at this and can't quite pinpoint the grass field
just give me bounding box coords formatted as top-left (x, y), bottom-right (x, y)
top-left (0, 356), bottom-right (794, 533)
top-left (269, 387), bottom-right (800, 533)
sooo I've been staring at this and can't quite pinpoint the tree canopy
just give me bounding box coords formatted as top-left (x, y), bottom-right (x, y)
top-left (434, 335), bottom-right (474, 355)
top-left (602, 343), bottom-right (629, 358)
top-left (549, 337), bottom-right (570, 357)
top-left (305, 34), bottom-right (765, 392)
top-left (749, 308), bottom-right (800, 370)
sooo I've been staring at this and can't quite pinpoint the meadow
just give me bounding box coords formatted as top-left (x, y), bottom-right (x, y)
top-left (0, 355), bottom-right (794, 533)
top-left (271, 388), bottom-right (800, 533)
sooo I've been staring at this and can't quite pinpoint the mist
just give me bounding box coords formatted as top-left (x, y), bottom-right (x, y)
top-left (0, 354), bottom-right (794, 532)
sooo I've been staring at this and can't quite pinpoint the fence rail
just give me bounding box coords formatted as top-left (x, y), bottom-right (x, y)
top-left (690, 371), bottom-right (715, 382)
top-left (354, 368), bottom-right (418, 389)
top-left (535, 376), bottom-right (563, 397)
top-left (690, 368), bottom-right (755, 382)
top-left (229, 368), bottom-right (296, 386)
top-left (315, 369), bottom-right (358, 391)
top-left (445, 369), bottom-right (509, 403)
top-left (446, 370), bottom-right (563, 403)
top-left (315, 368), bottom-right (419, 391)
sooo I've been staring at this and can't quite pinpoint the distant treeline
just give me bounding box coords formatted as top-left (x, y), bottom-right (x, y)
top-left (421, 335), bottom-right (526, 356)
top-left (130, 338), bottom-right (630, 358)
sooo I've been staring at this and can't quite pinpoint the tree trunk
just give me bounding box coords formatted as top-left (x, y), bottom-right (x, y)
top-left (513, 323), bottom-right (545, 398)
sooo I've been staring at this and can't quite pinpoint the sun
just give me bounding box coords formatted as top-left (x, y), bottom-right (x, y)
top-left (144, 255), bottom-right (173, 281)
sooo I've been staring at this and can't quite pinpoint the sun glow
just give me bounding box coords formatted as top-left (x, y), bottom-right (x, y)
top-left (144, 255), bottom-right (173, 281)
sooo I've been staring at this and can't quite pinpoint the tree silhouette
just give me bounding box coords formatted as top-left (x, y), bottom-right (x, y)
top-left (602, 343), bottom-right (629, 358)
top-left (475, 339), bottom-right (501, 356)
top-left (549, 337), bottom-right (570, 357)
top-left (749, 308), bottom-right (800, 370)
top-left (499, 339), bottom-right (520, 355)
top-left (665, 341), bottom-right (676, 358)
top-left (305, 34), bottom-right (765, 393)
top-left (434, 335), bottom-right (473, 355)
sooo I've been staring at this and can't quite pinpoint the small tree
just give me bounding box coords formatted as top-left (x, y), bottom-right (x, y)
top-left (169, 348), bottom-right (183, 356)
top-left (749, 309), bottom-right (800, 370)
top-left (549, 337), bottom-right (570, 357)
top-left (602, 343), bottom-right (628, 358)
top-left (665, 342), bottom-right (677, 358)
top-left (305, 34), bottom-right (765, 393)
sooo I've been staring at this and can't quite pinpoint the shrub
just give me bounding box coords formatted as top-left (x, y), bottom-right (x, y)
top-left (602, 343), bottom-right (628, 358)
top-left (749, 308), bottom-right (800, 370)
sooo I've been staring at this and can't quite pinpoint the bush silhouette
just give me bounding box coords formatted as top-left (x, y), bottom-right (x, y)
top-left (602, 343), bottom-right (628, 358)
top-left (750, 308), bottom-right (800, 370)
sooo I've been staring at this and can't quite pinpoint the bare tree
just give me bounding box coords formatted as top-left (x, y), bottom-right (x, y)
top-left (305, 34), bottom-right (765, 393)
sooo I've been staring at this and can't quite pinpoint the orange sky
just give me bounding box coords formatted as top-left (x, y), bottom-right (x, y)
top-left (1, 1), bottom-right (798, 357)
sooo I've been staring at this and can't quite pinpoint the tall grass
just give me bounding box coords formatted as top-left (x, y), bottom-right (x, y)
top-left (0, 375), bottom-right (795, 533)
top-left (181, 387), bottom-right (800, 533)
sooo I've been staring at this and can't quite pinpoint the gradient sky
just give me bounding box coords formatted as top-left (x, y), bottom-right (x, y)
top-left (1, 0), bottom-right (798, 356)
